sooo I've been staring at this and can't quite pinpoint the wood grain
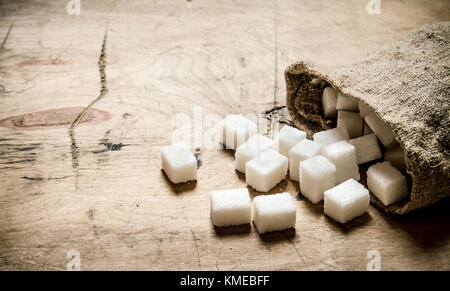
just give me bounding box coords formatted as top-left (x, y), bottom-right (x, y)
top-left (0, 0), bottom-right (449, 270)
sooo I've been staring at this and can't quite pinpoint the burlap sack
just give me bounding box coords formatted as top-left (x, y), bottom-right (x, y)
top-left (285, 22), bottom-right (449, 214)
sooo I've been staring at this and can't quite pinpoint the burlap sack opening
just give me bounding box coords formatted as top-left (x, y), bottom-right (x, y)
top-left (285, 22), bottom-right (449, 214)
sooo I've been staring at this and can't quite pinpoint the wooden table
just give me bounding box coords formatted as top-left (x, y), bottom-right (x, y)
top-left (0, 0), bottom-right (449, 270)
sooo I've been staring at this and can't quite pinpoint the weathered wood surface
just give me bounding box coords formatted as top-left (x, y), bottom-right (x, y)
top-left (0, 0), bottom-right (449, 270)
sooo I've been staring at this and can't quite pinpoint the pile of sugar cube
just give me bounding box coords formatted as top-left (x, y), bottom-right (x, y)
top-left (160, 89), bottom-right (409, 231)
top-left (320, 87), bottom-right (408, 207)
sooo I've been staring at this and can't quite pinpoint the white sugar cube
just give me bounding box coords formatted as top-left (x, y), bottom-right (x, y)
top-left (252, 192), bottom-right (296, 234)
top-left (274, 125), bottom-right (306, 158)
top-left (349, 134), bottom-right (382, 164)
top-left (337, 111), bottom-right (363, 138)
top-left (246, 150), bottom-right (288, 192)
top-left (288, 139), bottom-right (323, 182)
top-left (235, 134), bottom-right (274, 173)
top-left (358, 102), bottom-right (373, 118)
top-left (367, 161), bottom-right (408, 206)
top-left (384, 144), bottom-right (406, 172)
top-left (220, 114), bottom-right (257, 150)
top-left (365, 114), bottom-right (396, 148)
top-left (300, 155), bottom-right (336, 204)
top-left (322, 141), bottom-right (360, 184)
top-left (160, 141), bottom-right (197, 184)
top-left (313, 127), bottom-right (349, 147)
top-left (210, 188), bottom-right (251, 227)
top-left (363, 120), bottom-right (373, 135)
top-left (336, 93), bottom-right (358, 112)
top-left (324, 179), bottom-right (370, 224)
top-left (321, 87), bottom-right (338, 118)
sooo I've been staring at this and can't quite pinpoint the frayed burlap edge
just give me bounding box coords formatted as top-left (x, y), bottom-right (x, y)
top-left (285, 22), bottom-right (450, 214)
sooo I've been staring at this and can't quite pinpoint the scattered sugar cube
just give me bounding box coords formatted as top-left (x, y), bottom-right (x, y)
top-left (337, 111), bottom-right (363, 138)
top-left (363, 120), bottom-right (373, 135)
top-left (324, 179), bottom-right (370, 224)
top-left (246, 150), bottom-right (288, 192)
top-left (210, 188), bottom-right (252, 227)
top-left (336, 93), bottom-right (358, 112)
top-left (367, 161), bottom-right (408, 206)
top-left (235, 134), bottom-right (274, 173)
top-left (322, 141), bottom-right (360, 184)
top-left (160, 141), bottom-right (197, 184)
top-left (313, 127), bottom-right (349, 147)
top-left (358, 102), bottom-right (373, 118)
top-left (384, 144), bottom-right (406, 172)
top-left (349, 134), bottom-right (382, 164)
top-left (274, 125), bottom-right (306, 158)
top-left (365, 114), bottom-right (396, 148)
top-left (288, 139), bottom-right (323, 182)
top-left (252, 192), bottom-right (296, 234)
top-left (220, 114), bottom-right (257, 150)
top-left (321, 87), bottom-right (338, 118)
top-left (300, 155), bottom-right (336, 204)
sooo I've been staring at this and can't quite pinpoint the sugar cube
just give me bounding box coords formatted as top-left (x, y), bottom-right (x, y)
top-left (220, 114), bottom-right (257, 150)
top-left (313, 127), bottom-right (349, 147)
top-left (349, 134), bottom-right (382, 164)
top-left (288, 139), bottom-right (323, 182)
top-left (210, 188), bottom-right (252, 227)
top-left (384, 144), bottom-right (406, 172)
top-left (252, 192), bottom-right (296, 234)
top-left (321, 87), bottom-right (338, 118)
top-left (336, 93), bottom-right (358, 112)
top-left (364, 114), bottom-right (396, 148)
top-left (337, 111), bottom-right (363, 138)
top-left (367, 161), bottom-right (408, 206)
top-left (363, 121), bottom-right (373, 135)
top-left (246, 150), bottom-right (288, 192)
top-left (235, 134), bottom-right (274, 173)
top-left (160, 141), bottom-right (197, 184)
top-left (322, 141), bottom-right (360, 184)
top-left (274, 125), bottom-right (306, 158)
top-left (324, 179), bottom-right (370, 224)
top-left (300, 155), bottom-right (336, 204)
top-left (358, 102), bottom-right (373, 118)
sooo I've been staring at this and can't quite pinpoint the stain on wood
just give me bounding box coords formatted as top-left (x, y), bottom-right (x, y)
top-left (0, 107), bottom-right (112, 130)
top-left (15, 58), bottom-right (73, 67)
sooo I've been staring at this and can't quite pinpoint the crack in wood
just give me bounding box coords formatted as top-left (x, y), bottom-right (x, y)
top-left (296, 192), bottom-right (305, 201)
top-left (263, 104), bottom-right (295, 132)
top-left (92, 129), bottom-right (128, 154)
top-left (0, 22), bottom-right (13, 51)
top-left (14, 144), bottom-right (41, 151)
top-left (92, 141), bottom-right (127, 154)
top-left (273, 1), bottom-right (278, 105)
top-left (68, 24), bottom-right (109, 187)
top-left (190, 229), bottom-right (201, 268)
top-left (262, 1), bottom-right (295, 132)
top-left (266, 0), bottom-right (279, 136)
top-left (194, 147), bottom-right (202, 169)
top-left (283, 230), bottom-right (306, 266)
top-left (263, 105), bottom-right (285, 116)
top-left (21, 176), bottom-right (44, 181)
top-left (21, 175), bottom-right (72, 181)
